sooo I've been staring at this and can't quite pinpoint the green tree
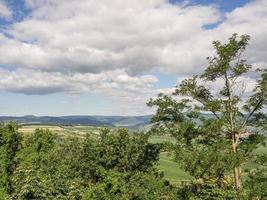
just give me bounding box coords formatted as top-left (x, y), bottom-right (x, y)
top-left (79, 129), bottom-right (164, 199)
top-left (0, 122), bottom-right (21, 197)
top-left (83, 170), bottom-right (176, 200)
top-left (75, 128), bottom-right (162, 185)
top-left (244, 154), bottom-right (267, 199)
top-left (9, 128), bottom-right (164, 199)
top-left (10, 129), bottom-right (58, 199)
top-left (148, 33), bottom-right (266, 194)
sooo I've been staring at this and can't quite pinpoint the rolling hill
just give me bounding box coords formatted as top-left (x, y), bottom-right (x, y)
top-left (0, 115), bottom-right (152, 128)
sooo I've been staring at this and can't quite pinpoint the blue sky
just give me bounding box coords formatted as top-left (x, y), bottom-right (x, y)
top-left (170, 0), bottom-right (251, 11)
top-left (0, 0), bottom-right (265, 116)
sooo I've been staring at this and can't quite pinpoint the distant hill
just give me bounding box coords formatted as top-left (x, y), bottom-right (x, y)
top-left (0, 115), bottom-right (152, 129)
top-left (0, 113), bottom-right (228, 129)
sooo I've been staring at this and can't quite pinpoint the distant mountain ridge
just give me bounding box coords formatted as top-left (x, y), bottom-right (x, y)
top-left (0, 115), bottom-right (152, 128)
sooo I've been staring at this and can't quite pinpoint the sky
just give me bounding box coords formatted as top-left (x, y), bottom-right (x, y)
top-left (0, 0), bottom-right (266, 116)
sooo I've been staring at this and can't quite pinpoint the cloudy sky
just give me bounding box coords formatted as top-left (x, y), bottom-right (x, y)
top-left (0, 0), bottom-right (266, 116)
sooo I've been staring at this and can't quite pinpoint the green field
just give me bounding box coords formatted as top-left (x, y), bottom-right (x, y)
top-left (158, 152), bottom-right (191, 184)
top-left (253, 146), bottom-right (267, 155)
top-left (149, 135), bottom-right (267, 183)
top-left (148, 135), bottom-right (192, 183)
top-left (148, 135), bottom-right (175, 144)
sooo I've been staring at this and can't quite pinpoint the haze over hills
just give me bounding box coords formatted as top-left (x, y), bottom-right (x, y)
top-left (2, 113), bottom-right (262, 129)
top-left (0, 115), bottom-right (152, 129)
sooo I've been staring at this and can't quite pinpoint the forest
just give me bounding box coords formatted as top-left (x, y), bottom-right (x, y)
top-left (0, 34), bottom-right (266, 199)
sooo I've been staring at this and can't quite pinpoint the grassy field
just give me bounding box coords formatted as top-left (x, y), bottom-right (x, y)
top-left (157, 152), bottom-right (191, 184)
top-left (19, 125), bottom-right (64, 132)
top-left (253, 146), bottom-right (267, 155)
top-left (148, 135), bottom-right (175, 144)
top-left (19, 124), bottom-right (103, 137)
top-left (148, 135), bottom-right (192, 183)
top-left (149, 135), bottom-right (267, 183)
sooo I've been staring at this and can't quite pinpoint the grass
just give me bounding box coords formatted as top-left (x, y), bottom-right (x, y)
top-left (157, 152), bottom-right (191, 184)
top-left (149, 135), bottom-right (267, 183)
top-left (243, 145), bottom-right (267, 172)
top-left (253, 146), bottom-right (267, 155)
top-left (148, 135), bottom-right (175, 144)
top-left (19, 124), bottom-right (102, 135)
top-left (19, 125), bottom-right (64, 134)
top-left (149, 135), bottom-right (191, 183)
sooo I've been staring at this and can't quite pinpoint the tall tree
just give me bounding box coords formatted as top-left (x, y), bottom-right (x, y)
top-left (148, 34), bottom-right (266, 191)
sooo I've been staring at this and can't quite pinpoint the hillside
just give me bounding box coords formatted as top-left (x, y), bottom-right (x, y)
top-left (0, 115), bottom-right (152, 128)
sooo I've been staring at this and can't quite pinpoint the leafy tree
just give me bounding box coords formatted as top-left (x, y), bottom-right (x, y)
top-left (97, 129), bottom-right (161, 172)
top-left (8, 128), bottom-right (164, 199)
top-left (148, 33), bottom-right (267, 195)
top-left (0, 122), bottom-right (21, 197)
top-left (11, 129), bottom-right (85, 199)
top-left (10, 129), bottom-right (57, 199)
top-left (83, 170), bottom-right (176, 200)
top-left (243, 148), bottom-right (267, 200)
top-left (75, 128), bottom-right (162, 185)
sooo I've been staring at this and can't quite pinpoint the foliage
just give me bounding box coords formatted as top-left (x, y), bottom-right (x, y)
top-left (148, 33), bottom-right (267, 197)
top-left (0, 125), bottom-right (168, 199)
top-left (0, 122), bottom-right (21, 197)
top-left (177, 179), bottom-right (239, 200)
top-left (83, 170), bottom-right (176, 200)
top-left (243, 153), bottom-right (267, 199)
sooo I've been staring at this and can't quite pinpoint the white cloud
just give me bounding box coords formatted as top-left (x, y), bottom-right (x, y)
top-left (1, 0), bottom-right (220, 75)
top-left (0, 68), bottom-right (159, 114)
top-left (0, 68), bottom-right (157, 94)
top-left (0, 1), bottom-right (11, 19)
top-left (212, 0), bottom-right (267, 70)
top-left (0, 0), bottom-right (266, 114)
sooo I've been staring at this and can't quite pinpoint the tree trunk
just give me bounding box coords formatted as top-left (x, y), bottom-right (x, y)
top-left (234, 167), bottom-right (241, 189)
top-left (225, 74), bottom-right (242, 189)
top-left (232, 139), bottom-right (241, 189)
